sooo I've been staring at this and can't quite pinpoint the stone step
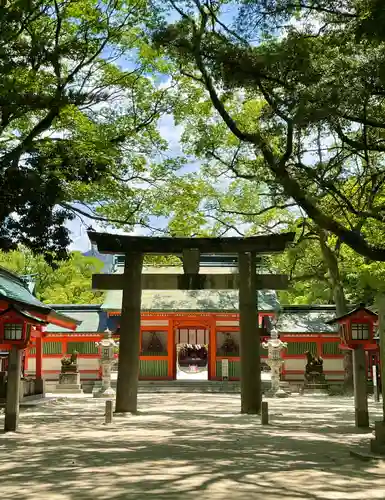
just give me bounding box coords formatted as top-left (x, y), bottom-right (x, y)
top-left (54, 388), bottom-right (83, 394)
top-left (55, 384), bottom-right (82, 390)
top-left (81, 380), bottom-right (271, 394)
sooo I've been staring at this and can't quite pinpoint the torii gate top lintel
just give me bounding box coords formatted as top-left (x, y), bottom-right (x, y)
top-left (87, 231), bottom-right (295, 255)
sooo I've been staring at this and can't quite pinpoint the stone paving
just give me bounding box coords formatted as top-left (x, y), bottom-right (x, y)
top-left (0, 393), bottom-right (385, 499)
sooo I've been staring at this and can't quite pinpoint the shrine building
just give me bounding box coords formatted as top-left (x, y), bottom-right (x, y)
top-left (0, 266), bottom-right (79, 399)
top-left (22, 254), bottom-right (380, 389)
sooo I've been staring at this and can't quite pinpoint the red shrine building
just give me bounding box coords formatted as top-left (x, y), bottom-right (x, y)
top-left (19, 255), bottom-right (380, 390)
top-left (0, 267), bottom-right (79, 399)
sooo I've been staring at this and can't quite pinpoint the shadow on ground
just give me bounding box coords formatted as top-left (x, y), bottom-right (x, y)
top-left (0, 394), bottom-right (384, 500)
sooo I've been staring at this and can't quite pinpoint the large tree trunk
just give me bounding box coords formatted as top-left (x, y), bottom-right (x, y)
top-left (238, 252), bottom-right (261, 414)
top-left (115, 252), bottom-right (143, 414)
top-left (318, 230), bottom-right (353, 392)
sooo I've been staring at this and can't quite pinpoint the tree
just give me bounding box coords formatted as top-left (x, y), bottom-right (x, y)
top-left (152, 0), bottom-right (385, 260)
top-left (0, 248), bottom-right (104, 303)
top-left (0, 0), bottom-right (175, 263)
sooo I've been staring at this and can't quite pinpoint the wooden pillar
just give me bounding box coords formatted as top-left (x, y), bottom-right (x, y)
top-left (353, 345), bottom-right (369, 428)
top-left (4, 346), bottom-right (22, 432)
top-left (167, 319), bottom-right (174, 379)
top-left (209, 320), bottom-right (216, 380)
top-left (316, 338), bottom-right (323, 358)
top-left (238, 252), bottom-right (261, 414)
top-left (35, 335), bottom-right (44, 395)
top-left (379, 296), bottom-right (385, 420)
top-left (35, 336), bottom-right (43, 380)
top-left (115, 252), bottom-right (143, 414)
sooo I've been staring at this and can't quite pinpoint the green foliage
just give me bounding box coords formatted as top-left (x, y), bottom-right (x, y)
top-left (0, 248), bottom-right (104, 304)
top-left (0, 0), bottom-right (176, 261)
top-left (152, 0), bottom-right (385, 260)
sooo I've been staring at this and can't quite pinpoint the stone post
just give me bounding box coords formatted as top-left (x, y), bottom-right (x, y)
top-left (238, 252), bottom-right (261, 414)
top-left (261, 401), bottom-right (269, 425)
top-left (115, 252), bottom-right (143, 414)
top-left (4, 346), bottom-right (22, 432)
top-left (353, 345), bottom-right (369, 428)
top-left (105, 400), bottom-right (113, 424)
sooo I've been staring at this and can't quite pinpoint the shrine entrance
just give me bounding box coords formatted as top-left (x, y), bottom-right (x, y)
top-left (175, 327), bottom-right (209, 380)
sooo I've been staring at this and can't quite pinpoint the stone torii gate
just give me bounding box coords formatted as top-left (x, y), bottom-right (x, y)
top-left (88, 231), bottom-right (295, 414)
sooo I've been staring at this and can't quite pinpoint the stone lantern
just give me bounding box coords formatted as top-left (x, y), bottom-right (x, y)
top-left (262, 323), bottom-right (289, 397)
top-left (94, 328), bottom-right (118, 398)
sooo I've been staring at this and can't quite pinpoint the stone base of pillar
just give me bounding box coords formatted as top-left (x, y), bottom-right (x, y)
top-left (302, 382), bottom-right (329, 396)
top-left (93, 387), bottom-right (116, 399)
top-left (55, 372), bottom-right (83, 394)
top-left (265, 387), bottom-right (290, 398)
top-left (275, 388), bottom-right (290, 398)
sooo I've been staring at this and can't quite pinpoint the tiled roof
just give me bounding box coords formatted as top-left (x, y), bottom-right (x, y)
top-left (277, 309), bottom-right (339, 333)
top-left (102, 289), bottom-right (279, 312)
top-left (0, 267), bottom-right (50, 311)
top-left (101, 264), bottom-right (280, 312)
top-left (45, 305), bottom-right (108, 333)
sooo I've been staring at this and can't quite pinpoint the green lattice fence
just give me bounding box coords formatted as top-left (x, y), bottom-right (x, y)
top-left (216, 360), bottom-right (241, 378)
top-left (322, 342), bottom-right (341, 356)
top-left (67, 341), bottom-right (99, 355)
top-left (285, 341), bottom-right (317, 356)
top-left (139, 359), bottom-right (168, 377)
top-left (44, 342), bottom-right (62, 355)
top-left (28, 342), bottom-right (62, 355)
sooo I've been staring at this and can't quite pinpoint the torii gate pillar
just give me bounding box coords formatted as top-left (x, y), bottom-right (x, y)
top-left (115, 252), bottom-right (143, 414)
top-left (239, 252), bottom-right (260, 413)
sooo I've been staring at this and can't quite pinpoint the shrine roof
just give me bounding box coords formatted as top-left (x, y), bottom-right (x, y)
top-left (0, 267), bottom-right (79, 329)
top-left (45, 305), bottom-right (107, 333)
top-left (277, 308), bottom-right (339, 333)
top-left (0, 266), bottom-right (51, 312)
top-left (326, 304), bottom-right (377, 324)
top-left (101, 289), bottom-right (279, 312)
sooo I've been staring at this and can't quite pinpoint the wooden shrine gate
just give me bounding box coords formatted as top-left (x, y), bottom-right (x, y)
top-left (88, 231), bottom-right (295, 414)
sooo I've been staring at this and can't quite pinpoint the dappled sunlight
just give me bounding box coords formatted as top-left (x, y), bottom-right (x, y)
top-left (0, 394), bottom-right (384, 499)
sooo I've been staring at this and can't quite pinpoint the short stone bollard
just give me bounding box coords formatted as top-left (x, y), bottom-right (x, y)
top-left (105, 400), bottom-right (113, 424)
top-left (261, 401), bottom-right (269, 425)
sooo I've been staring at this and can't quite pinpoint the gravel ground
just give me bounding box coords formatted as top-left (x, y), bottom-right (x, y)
top-left (0, 393), bottom-right (384, 500)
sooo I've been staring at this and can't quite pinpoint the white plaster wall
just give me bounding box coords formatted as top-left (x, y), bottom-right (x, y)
top-left (216, 321), bottom-right (239, 326)
top-left (43, 358), bottom-right (61, 371)
top-left (323, 358), bottom-right (344, 371)
top-left (78, 358), bottom-right (99, 370)
top-left (141, 320), bottom-right (168, 327)
top-left (284, 358), bottom-right (306, 371)
top-left (27, 357), bottom-right (99, 373)
top-left (27, 358), bottom-right (36, 371)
